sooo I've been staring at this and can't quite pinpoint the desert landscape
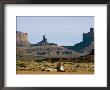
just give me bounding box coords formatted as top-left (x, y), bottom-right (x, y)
top-left (16, 27), bottom-right (94, 74)
top-left (16, 58), bottom-right (94, 74)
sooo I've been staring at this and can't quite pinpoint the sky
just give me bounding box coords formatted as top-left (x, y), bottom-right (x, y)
top-left (16, 16), bottom-right (94, 46)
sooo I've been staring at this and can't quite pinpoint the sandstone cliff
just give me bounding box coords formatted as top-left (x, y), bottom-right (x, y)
top-left (16, 31), bottom-right (31, 47)
top-left (63, 28), bottom-right (94, 54)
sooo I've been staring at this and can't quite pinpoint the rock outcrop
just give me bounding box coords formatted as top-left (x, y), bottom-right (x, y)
top-left (63, 28), bottom-right (94, 54)
top-left (80, 41), bottom-right (94, 55)
top-left (32, 35), bottom-right (57, 46)
top-left (16, 31), bottom-right (31, 47)
top-left (16, 28), bottom-right (94, 57)
top-left (73, 28), bottom-right (94, 53)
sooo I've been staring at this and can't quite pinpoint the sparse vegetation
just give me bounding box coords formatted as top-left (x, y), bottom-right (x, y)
top-left (16, 52), bottom-right (94, 74)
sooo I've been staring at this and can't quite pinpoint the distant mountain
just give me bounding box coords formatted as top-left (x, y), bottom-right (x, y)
top-left (64, 28), bottom-right (94, 54)
top-left (16, 31), bottom-right (31, 47)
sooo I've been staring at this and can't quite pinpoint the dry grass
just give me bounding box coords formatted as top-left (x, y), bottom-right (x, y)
top-left (16, 60), bottom-right (94, 74)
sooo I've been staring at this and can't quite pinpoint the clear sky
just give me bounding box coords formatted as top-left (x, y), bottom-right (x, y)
top-left (16, 16), bottom-right (94, 46)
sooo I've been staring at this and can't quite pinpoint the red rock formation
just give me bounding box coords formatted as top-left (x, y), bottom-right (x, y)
top-left (16, 31), bottom-right (31, 47)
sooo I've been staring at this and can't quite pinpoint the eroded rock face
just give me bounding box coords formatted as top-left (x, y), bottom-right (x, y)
top-left (72, 28), bottom-right (94, 52)
top-left (16, 31), bottom-right (31, 47)
top-left (80, 41), bottom-right (94, 55)
top-left (63, 28), bottom-right (94, 55)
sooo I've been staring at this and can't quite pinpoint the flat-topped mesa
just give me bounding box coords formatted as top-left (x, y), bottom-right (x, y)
top-left (16, 31), bottom-right (31, 47)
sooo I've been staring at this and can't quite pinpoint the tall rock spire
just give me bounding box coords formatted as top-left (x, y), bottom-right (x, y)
top-left (43, 35), bottom-right (47, 43)
top-left (43, 35), bottom-right (45, 41)
top-left (36, 35), bottom-right (57, 46)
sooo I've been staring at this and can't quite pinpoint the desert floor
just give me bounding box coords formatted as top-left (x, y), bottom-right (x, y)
top-left (16, 71), bottom-right (94, 74)
top-left (16, 60), bottom-right (94, 74)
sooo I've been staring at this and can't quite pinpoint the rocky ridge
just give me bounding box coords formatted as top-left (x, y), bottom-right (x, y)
top-left (16, 28), bottom-right (94, 59)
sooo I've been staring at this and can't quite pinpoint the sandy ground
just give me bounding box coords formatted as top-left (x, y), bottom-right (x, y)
top-left (16, 71), bottom-right (94, 74)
